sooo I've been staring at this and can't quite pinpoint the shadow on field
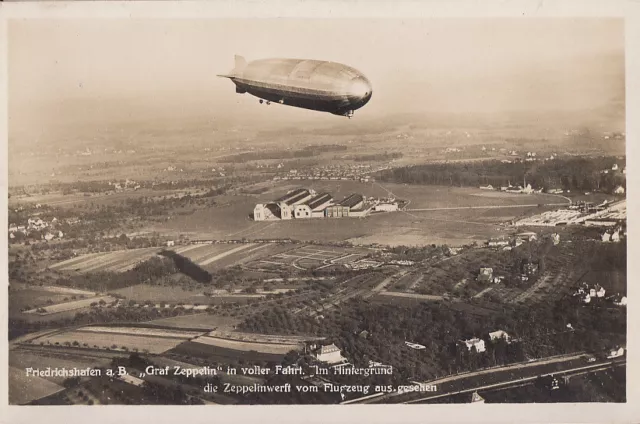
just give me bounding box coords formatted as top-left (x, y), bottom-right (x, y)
top-left (158, 250), bottom-right (212, 283)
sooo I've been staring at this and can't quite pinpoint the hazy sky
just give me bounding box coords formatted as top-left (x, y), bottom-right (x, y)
top-left (9, 18), bottom-right (624, 126)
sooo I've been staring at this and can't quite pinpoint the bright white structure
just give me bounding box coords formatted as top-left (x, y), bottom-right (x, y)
top-left (461, 338), bottom-right (486, 353)
top-left (313, 343), bottom-right (347, 364)
top-left (611, 230), bottom-right (621, 242)
top-left (374, 203), bottom-right (399, 212)
top-left (471, 391), bottom-right (485, 403)
top-left (254, 204), bottom-right (267, 221)
top-left (614, 296), bottom-right (627, 306)
top-left (489, 330), bottom-right (510, 343)
top-left (405, 341), bottom-right (426, 350)
top-left (294, 204), bottom-right (312, 218)
top-left (607, 347), bottom-right (625, 359)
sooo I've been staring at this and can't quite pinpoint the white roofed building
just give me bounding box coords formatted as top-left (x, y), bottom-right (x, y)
top-left (313, 343), bottom-right (347, 364)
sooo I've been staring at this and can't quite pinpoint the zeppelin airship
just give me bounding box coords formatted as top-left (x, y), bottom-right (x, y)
top-left (218, 55), bottom-right (372, 118)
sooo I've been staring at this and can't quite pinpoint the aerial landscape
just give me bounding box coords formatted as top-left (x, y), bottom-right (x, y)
top-left (6, 17), bottom-right (627, 407)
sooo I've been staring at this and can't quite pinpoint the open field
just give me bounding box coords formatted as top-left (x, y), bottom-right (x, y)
top-left (75, 326), bottom-right (205, 339)
top-left (145, 313), bottom-right (242, 331)
top-left (9, 188), bottom-right (183, 209)
top-left (192, 335), bottom-right (301, 355)
top-left (150, 182), bottom-right (566, 247)
top-left (48, 247), bottom-right (161, 273)
top-left (170, 242), bottom-right (273, 270)
top-left (10, 283), bottom-right (98, 297)
top-left (207, 330), bottom-right (323, 345)
top-left (9, 283), bottom-right (99, 314)
top-left (112, 284), bottom-right (258, 305)
top-left (23, 295), bottom-right (117, 315)
top-left (169, 341), bottom-right (287, 363)
top-left (33, 330), bottom-right (186, 354)
top-left (9, 288), bottom-right (71, 313)
top-left (9, 366), bottom-right (65, 405)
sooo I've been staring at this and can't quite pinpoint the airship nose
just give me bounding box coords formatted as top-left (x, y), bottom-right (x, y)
top-left (346, 76), bottom-right (372, 107)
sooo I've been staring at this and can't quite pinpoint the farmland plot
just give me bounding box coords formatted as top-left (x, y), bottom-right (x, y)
top-left (146, 313), bottom-right (241, 331)
top-left (23, 295), bottom-right (117, 315)
top-left (49, 248), bottom-right (161, 274)
top-left (192, 335), bottom-right (301, 355)
top-left (35, 331), bottom-right (186, 354)
top-left (76, 326), bottom-right (205, 339)
top-left (10, 288), bottom-right (70, 313)
top-left (112, 284), bottom-right (259, 305)
top-left (174, 243), bottom-right (256, 266)
top-left (169, 341), bottom-right (286, 363)
top-left (207, 330), bottom-right (323, 345)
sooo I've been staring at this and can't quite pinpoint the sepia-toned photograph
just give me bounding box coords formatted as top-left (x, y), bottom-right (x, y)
top-left (1, 2), bottom-right (636, 422)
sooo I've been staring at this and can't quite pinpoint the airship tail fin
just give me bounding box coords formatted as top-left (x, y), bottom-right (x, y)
top-left (217, 55), bottom-right (247, 79)
top-left (232, 55), bottom-right (248, 74)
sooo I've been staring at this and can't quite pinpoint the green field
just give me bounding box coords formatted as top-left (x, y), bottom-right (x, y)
top-left (146, 313), bottom-right (241, 331)
top-left (9, 287), bottom-right (70, 313)
top-left (112, 284), bottom-right (257, 305)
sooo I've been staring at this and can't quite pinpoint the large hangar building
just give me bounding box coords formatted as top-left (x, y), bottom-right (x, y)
top-left (253, 188), bottom-right (372, 221)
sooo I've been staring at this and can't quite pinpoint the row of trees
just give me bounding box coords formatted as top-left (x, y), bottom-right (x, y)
top-left (351, 152), bottom-right (403, 162)
top-left (378, 156), bottom-right (626, 193)
top-left (219, 145), bottom-right (348, 163)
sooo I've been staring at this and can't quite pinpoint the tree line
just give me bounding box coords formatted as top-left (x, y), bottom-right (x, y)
top-left (378, 156), bottom-right (626, 193)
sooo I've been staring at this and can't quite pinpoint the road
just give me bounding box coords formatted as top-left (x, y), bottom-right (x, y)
top-left (353, 352), bottom-right (596, 404)
top-left (404, 359), bottom-right (625, 404)
top-left (363, 270), bottom-right (410, 299)
top-left (406, 203), bottom-right (569, 212)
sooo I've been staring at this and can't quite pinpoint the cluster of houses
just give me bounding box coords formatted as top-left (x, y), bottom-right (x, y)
top-left (477, 267), bottom-right (503, 284)
top-left (486, 232), bottom-right (541, 251)
top-left (273, 163), bottom-right (388, 183)
top-left (601, 228), bottom-right (623, 243)
top-left (477, 258), bottom-right (539, 285)
top-left (8, 216), bottom-right (64, 241)
top-left (572, 283), bottom-right (627, 307)
top-left (458, 330), bottom-right (511, 354)
top-left (498, 150), bottom-right (557, 164)
top-left (109, 179), bottom-right (141, 191)
top-left (479, 182), bottom-right (541, 194)
top-left (572, 283), bottom-right (606, 304)
top-left (515, 200), bottom-right (626, 228)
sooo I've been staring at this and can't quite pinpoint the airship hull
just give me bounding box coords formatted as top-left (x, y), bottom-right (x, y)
top-left (219, 56), bottom-right (372, 117)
